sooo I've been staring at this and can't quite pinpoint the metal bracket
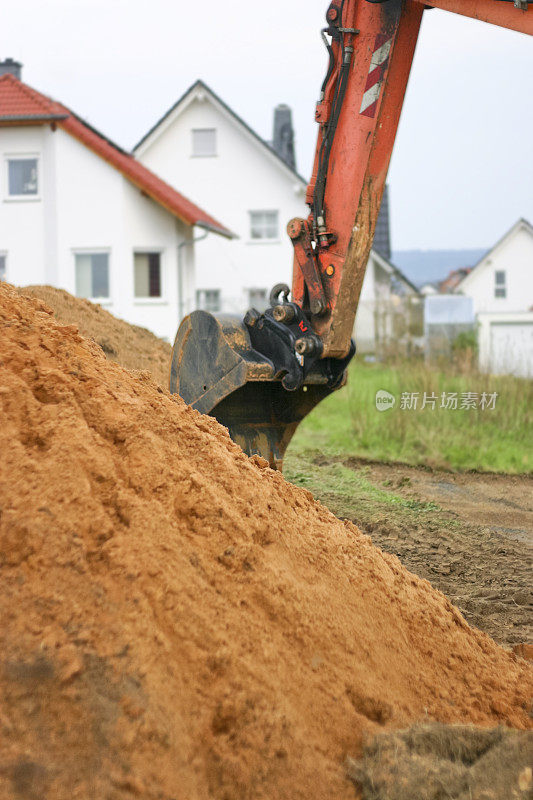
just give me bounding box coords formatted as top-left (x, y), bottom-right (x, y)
top-left (244, 298), bottom-right (355, 393)
top-left (287, 218), bottom-right (328, 317)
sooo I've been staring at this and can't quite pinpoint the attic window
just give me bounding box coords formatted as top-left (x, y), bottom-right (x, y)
top-left (192, 129), bottom-right (217, 157)
top-left (494, 270), bottom-right (506, 299)
top-left (7, 157), bottom-right (38, 197)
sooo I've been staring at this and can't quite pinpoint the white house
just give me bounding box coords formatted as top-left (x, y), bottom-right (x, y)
top-left (455, 218), bottom-right (533, 377)
top-left (0, 62), bottom-right (233, 343)
top-left (135, 80), bottom-right (419, 352)
top-left (134, 80), bottom-right (308, 316)
top-left (455, 218), bottom-right (533, 316)
top-left (355, 247), bottom-right (422, 353)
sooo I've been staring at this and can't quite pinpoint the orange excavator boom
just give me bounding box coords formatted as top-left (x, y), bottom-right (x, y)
top-left (170, 0), bottom-right (532, 468)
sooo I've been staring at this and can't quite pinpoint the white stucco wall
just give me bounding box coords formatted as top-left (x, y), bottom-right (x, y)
top-left (457, 223), bottom-right (533, 315)
top-left (136, 85), bottom-right (401, 360)
top-left (0, 124), bottom-right (195, 343)
top-left (136, 87), bottom-right (412, 360)
top-left (136, 92), bottom-right (308, 314)
top-left (0, 126), bottom-right (48, 285)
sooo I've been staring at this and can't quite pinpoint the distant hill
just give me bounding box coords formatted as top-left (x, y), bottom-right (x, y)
top-left (392, 249), bottom-right (486, 288)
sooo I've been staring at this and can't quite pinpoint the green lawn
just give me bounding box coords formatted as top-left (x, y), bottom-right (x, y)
top-left (287, 361), bottom-right (532, 474)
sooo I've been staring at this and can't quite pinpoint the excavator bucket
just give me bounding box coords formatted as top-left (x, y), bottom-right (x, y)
top-left (170, 308), bottom-right (353, 471)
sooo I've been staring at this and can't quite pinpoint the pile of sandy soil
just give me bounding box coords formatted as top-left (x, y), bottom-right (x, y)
top-left (17, 285), bottom-right (172, 388)
top-left (347, 723), bottom-right (532, 799)
top-left (0, 282), bottom-right (531, 800)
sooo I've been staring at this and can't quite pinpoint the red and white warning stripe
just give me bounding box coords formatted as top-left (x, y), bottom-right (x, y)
top-left (359, 34), bottom-right (393, 118)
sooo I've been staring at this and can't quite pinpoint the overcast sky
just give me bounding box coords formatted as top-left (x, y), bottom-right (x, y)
top-left (2, 0), bottom-right (532, 249)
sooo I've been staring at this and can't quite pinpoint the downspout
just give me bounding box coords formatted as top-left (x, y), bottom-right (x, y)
top-left (177, 228), bottom-right (209, 322)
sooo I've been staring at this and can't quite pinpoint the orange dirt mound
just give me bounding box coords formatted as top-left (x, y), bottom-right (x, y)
top-left (16, 284), bottom-right (172, 388)
top-left (0, 282), bottom-right (531, 800)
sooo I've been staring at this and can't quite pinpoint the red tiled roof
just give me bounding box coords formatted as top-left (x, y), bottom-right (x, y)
top-left (0, 74), bottom-right (233, 238)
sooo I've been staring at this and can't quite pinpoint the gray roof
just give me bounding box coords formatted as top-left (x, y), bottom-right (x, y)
top-left (373, 184), bottom-right (391, 261)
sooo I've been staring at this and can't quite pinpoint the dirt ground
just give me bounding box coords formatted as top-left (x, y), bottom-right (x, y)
top-left (17, 286), bottom-right (532, 651)
top-left (362, 460), bottom-right (532, 545)
top-left (347, 722), bottom-right (533, 800)
top-left (1, 283), bottom-right (531, 800)
top-left (319, 456), bottom-right (533, 649)
top-left (16, 287), bottom-right (532, 651)
top-left (1, 285), bottom-right (531, 799)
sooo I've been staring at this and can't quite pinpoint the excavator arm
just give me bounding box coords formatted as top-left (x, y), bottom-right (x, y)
top-left (170, 0), bottom-right (532, 469)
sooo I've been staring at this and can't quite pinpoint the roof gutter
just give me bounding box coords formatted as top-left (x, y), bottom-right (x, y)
top-left (195, 220), bottom-right (238, 240)
top-left (0, 113), bottom-right (69, 122)
top-left (391, 264), bottom-right (420, 295)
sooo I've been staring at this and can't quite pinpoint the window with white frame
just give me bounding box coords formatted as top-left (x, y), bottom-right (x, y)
top-left (249, 210), bottom-right (279, 240)
top-left (75, 253), bottom-right (110, 299)
top-left (134, 252), bottom-right (161, 298)
top-left (494, 270), bottom-right (506, 299)
top-left (0, 254), bottom-right (6, 282)
top-left (192, 129), bottom-right (217, 157)
top-left (247, 288), bottom-right (268, 311)
top-left (7, 157), bottom-right (39, 197)
top-left (196, 289), bottom-right (221, 313)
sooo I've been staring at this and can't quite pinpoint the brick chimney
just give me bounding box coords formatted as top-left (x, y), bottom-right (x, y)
top-left (0, 58), bottom-right (22, 79)
top-left (272, 104), bottom-right (296, 171)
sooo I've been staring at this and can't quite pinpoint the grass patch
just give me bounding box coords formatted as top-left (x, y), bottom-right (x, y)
top-left (285, 453), bottom-right (446, 535)
top-left (288, 459), bottom-right (439, 514)
top-left (288, 360), bottom-right (532, 474)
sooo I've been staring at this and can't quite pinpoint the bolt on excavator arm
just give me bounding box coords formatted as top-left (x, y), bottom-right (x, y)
top-left (170, 0), bottom-right (532, 469)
